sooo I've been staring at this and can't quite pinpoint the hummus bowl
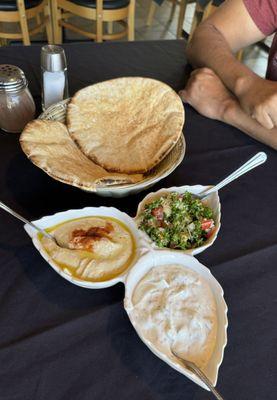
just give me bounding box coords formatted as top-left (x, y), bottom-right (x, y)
top-left (124, 250), bottom-right (228, 390)
top-left (135, 185), bottom-right (221, 256)
top-left (24, 207), bottom-right (146, 289)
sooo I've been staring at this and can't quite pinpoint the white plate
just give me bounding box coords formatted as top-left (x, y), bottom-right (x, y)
top-left (135, 185), bottom-right (221, 255)
top-left (24, 207), bottom-right (147, 289)
top-left (124, 251), bottom-right (228, 390)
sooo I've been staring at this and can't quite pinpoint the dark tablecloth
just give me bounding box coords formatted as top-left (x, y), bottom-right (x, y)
top-left (0, 40), bottom-right (276, 400)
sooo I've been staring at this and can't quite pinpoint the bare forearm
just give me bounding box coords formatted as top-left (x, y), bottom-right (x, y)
top-left (223, 102), bottom-right (277, 149)
top-left (187, 23), bottom-right (257, 96)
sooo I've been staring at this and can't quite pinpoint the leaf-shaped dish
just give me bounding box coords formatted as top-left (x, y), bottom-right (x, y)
top-left (24, 207), bottom-right (146, 289)
top-left (24, 206), bottom-right (227, 390)
top-left (124, 250), bottom-right (228, 390)
top-left (135, 185), bottom-right (221, 255)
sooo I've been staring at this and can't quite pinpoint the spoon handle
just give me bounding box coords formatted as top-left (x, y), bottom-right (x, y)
top-left (187, 363), bottom-right (224, 400)
top-left (0, 200), bottom-right (53, 240)
top-left (203, 152), bottom-right (267, 197)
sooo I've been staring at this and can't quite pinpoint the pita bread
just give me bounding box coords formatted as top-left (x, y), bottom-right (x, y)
top-left (20, 120), bottom-right (143, 191)
top-left (67, 77), bottom-right (184, 174)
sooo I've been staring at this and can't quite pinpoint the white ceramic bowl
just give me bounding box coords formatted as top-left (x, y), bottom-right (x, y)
top-left (135, 185), bottom-right (221, 256)
top-left (24, 207), bottom-right (147, 289)
top-left (124, 250), bottom-right (228, 390)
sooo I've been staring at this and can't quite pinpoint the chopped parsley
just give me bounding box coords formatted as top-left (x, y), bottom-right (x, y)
top-left (138, 191), bottom-right (215, 250)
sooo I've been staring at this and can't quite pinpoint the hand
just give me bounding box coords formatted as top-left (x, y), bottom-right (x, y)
top-left (235, 75), bottom-right (277, 129)
top-left (179, 68), bottom-right (237, 121)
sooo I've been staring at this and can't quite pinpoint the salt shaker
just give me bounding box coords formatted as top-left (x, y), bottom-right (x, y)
top-left (41, 45), bottom-right (69, 110)
top-left (0, 65), bottom-right (36, 133)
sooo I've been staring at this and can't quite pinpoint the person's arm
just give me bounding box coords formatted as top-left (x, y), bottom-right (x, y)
top-left (187, 0), bottom-right (277, 129)
top-left (223, 101), bottom-right (277, 150)
top-left (187, 0), bottom-right (263, 88)
top-left (180, 68), bottom-right (277, 150)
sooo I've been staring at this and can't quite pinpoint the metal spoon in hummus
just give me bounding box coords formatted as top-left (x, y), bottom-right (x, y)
top-left (0, 200), bottom-right (57, 244)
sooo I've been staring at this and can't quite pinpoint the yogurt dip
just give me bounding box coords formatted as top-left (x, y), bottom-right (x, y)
top-left (128, 264), bottom-right (217, 369)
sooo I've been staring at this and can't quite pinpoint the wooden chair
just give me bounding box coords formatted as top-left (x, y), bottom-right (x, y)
top-left (0, 0), bottom-right (52, 45)
top-left (146, 0), bottom-right (195, 39)
top-left (51, 0), bottom-right (135, 43)
top-left (188, 0), bottom-right (206, 41)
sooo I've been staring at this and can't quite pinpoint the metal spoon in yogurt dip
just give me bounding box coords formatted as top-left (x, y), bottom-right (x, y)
top-left (171, 347), bottom-right (224, 400)
top-left (0, 200), bottom-right (58, 244)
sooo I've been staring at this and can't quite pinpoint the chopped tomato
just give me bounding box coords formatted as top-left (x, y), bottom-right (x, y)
top-left (151, 206), bottom-right (164, 221)
top-left (201, 219), bottom-right (214, 231)
top-left (206, 227), bottom-right (215, 239)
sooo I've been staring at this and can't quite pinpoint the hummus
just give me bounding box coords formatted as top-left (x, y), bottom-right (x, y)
top-left (129, 264), bottom-right (217, 369)
top-left (40, 216), bottom-right (135, 282)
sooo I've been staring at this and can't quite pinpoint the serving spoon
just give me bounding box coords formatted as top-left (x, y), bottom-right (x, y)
top-left (0, 200), bottom-right (57, 243)
top-left (196, 152), bottom-right (267, 199)
top-left (171, 348), bottom-right (224, 400)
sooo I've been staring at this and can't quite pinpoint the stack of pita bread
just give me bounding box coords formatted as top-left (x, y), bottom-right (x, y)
top-left (20, 77), bottom-right (185, 191)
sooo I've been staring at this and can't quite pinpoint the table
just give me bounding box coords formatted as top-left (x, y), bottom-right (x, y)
top-left (0, 40), bottom-right (276, 400)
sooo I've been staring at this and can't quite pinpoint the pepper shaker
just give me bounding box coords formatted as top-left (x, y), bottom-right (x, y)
top-left (0, 65), bottom-right (36, 133)
top-left (41, 45), bottom-right (69, 110)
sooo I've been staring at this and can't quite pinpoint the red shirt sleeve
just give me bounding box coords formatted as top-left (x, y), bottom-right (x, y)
top-left (243, 0), bottom-right (277, 36)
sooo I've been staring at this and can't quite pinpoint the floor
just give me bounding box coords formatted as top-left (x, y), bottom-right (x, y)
top-left (1, 0), bottom-right (270, 77)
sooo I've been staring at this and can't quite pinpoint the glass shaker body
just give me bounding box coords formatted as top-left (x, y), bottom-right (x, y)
top-left (41, 45), bottom-right (69, 111)
top-left (0, 82), bottom-right (36, 133)
top-left (0, 87), bottom-right (35, 133)
top-left (41, 66), bottom-right (69, 111)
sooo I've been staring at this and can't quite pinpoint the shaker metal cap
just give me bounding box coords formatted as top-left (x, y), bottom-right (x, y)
top-left (41, 45), bottom-right (67, 72)
top-left (0, 65), bottom-right (27, 92)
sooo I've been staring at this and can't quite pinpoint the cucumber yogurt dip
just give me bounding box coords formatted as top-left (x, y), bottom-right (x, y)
top-left (138, 191), bottom-right (215, 250)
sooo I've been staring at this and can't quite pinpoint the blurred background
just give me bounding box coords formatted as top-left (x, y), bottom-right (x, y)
top-left (0, 0), bottom-right (272, 77)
